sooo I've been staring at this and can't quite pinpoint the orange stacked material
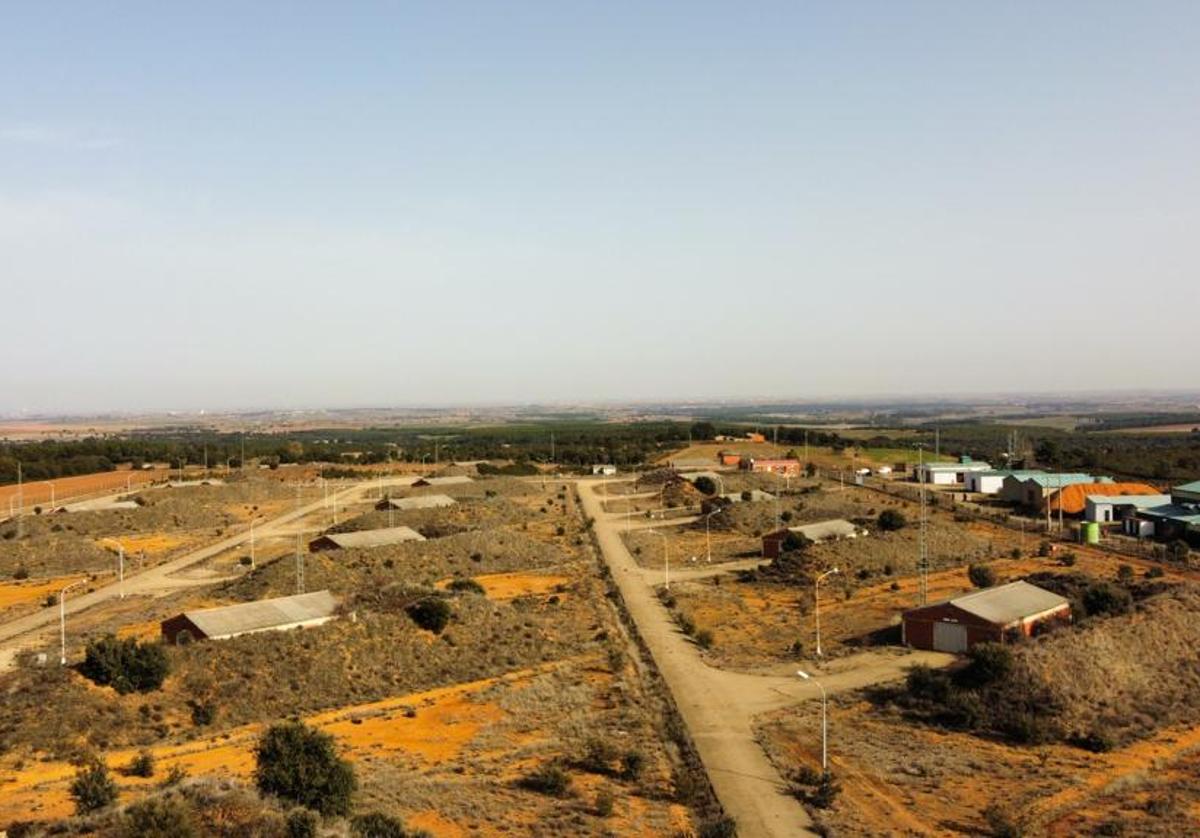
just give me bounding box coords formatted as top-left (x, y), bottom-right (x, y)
top-left (1049, 482), bottom-right (1161, 515)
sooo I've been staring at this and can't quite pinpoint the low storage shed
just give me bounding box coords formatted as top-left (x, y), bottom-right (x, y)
top-left (375, 494), bottom-right (456, 511)
top-left (161, 590), bottom-right (338, 645)
top-left (309, 525), bottom-right (426, 552)
top-left (762, 519), bottom-right (862, 558)
top-left (902, 581), bottom-right (1070, 653)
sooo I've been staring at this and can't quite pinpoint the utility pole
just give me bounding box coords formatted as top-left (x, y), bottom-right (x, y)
top-left (550, 432), bottom-right (555, 464)
top-left (918, 445), bottom-right (929, 606)
top-left (241, 434), bottom-right (246, 469)
top-left (804, 430), bottom-right (809, 472)
top-left (935, 428), bottom-right (940, 460)
top-left (15, 461), bottom-right (22, 539)
top-left (295, 532), bottom-right (305, 594)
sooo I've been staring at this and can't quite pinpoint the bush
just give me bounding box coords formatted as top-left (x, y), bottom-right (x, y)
top-left (983, 803), bottom-right (1024, 837)
top-left (190, 700), bottom-right (218, 726)
top-left (809, 771), bottom-right (841, 809)
top-left (578, 737), bottom-right (618, 775)
top-left (967, 564), bottom-right (998, 588)
top-left (619, 749), bottom-right (645, 781)
top-left (695, 628), bottom-right (714, 649)
top-left (1009, 547), bottom-right (1022, 559)
top-left (351, 812), bottom-right (424, 838)
top-left (1081, 582), bottom-right (1133, 617)
top-left (518, 763), bottom-right (572, 797)
top-left (955, 643), bottom-right (1013, 689)
top-left (70, 759), bottom-right (118, 814)
top-left (1037, 541), bottom-right (1052, 557)
top-left (1116, 564), bottom-right (1134, 583)
top-left (126, 749), bottom-right (155, 778)
top-left (877, 510), bottom-right (907, 531)
top-left (446, 578), bottom-right (485, 595)
top-left (1145, 565), bottom-right (1165, 579)
top-left (13, 565), bottom-right (28, 580)
top-left (782, 531), bottom-right (812, 553)
top-left (285, 808), bottom-right (320, 838)
top-left (254, 722), bottom-right (357, 816)
top-left (697, 815), bottom-right (737, 838)
top-left (119, 797), bottom-right (196, 838)
top-left (80, 635), bottom-right (170, 694)
top-left (1059, 552), bottom-right (1077, 567)
top-left (595, 787), bottom-right (615, 817)
top-left (406, 598), bottom-right (452, 634)
top-left (694, 476), bottom-right (717, 496)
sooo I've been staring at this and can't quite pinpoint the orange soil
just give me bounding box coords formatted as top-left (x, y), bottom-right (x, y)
top-left (436, 572), bottom-right (569, 600)
top-left (0, 667), bottom-right (546, 826)
top-left (97, 532), bottom-right (187, 556)
top-left (0, 469), bottom-right (170, 509)
top-left (0, 575), bottom-right (88, 610)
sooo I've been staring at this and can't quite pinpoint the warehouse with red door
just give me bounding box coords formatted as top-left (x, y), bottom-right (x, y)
top-left (902, 580), bottom-right (1071, 653)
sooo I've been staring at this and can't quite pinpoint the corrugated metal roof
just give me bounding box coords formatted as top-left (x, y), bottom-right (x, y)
top-left (420, 476), bottom-right (473, 486)
top-left (948, 581), bottom-right (1069, 625)
top-left (1085, 493), bottom-right (1171, 510)
top-left (788, 519), bottom-right (860, 541)
top-left (378, 494), bottom-right (457, 511)
top-left (182, 590), bottom-right (338, 639)
top-left (1051, 482), bottom-right (1161, 514)
top-left (977, 470), bottom-right (1045, 478)
top-left (1173, 480), bottom-right (1200, 495)
top-left (1019, 473), bottom-right (1095, 488)
top-left (319, 526), bottom-right (426, 549)
top-left (922, 461), bottom-right (992, 471)
top-left (1139, 504), bottom-right (1200, 525)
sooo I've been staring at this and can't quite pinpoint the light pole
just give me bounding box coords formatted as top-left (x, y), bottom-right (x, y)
top-left (814, 567), bottom-right (839, 657)
top-left (101, 539), bottom-right (126, 599)
top-left (59, 579), bottom-right (85, 665)
top-left (647, 529), bottom-right (670, 590)
top-left (796, 670), bottom-right (829, 772)
top-left (704, 507), bottom-right (723, 563)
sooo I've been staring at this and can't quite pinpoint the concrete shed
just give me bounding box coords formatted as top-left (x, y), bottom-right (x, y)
top-left (309, 526), bottom-right (426, 552)
top-left (762, 519), bottom-right (863, 558)
top-left (161, 590), bottom-right (338, 645)
top-left (902, 581), bottom-right (1070, 652)
top-left (375, 494), bottom-right (457, 511)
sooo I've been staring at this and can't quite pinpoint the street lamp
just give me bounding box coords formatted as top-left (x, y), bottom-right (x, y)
top-left (796, 670), bottom-right (829, 772)
top-left (646, 529), bottom-right (670, 590)
top-left (100, 539), bottom-right (126, 599)
top-left (814, 567), bottom-right (839, 657)
top-left (60, 579), bottom-right (86, 665)
top-left (703, 507), bottom-right (723, 563)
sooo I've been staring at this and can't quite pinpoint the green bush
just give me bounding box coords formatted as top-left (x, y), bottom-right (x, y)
top-left (619, 749), bottom-right (645, 781)
top-left (877, 509), bottom-right (907, 531)
top-left (1037, 541), bottom-right (1051, 557)
top-left (70, 759), bottom-right (118, 814)
top-left (781, 531), bottom-right (812, 553)
top-left (406, 598), bottom-right (452, 633)
top-left (595, 787), bottom-right (616, 817)
top-left (285, 808), bottom-right (320, 838)
top-left (1082, 582), bottom-right (1133, 617)
top-left (809, 771), bottom-right (841, 809)
top-left (351, 812), bottom-right (429, 838)
top-left (1116, 564), bottom-right (1134, 583)
top-left (446, 578), bottom-right (485, 595)
top-left (578, 737), bottom-right (618, 775)
top-left (693, 476), bottom-right (717, 495)
top-left (955, 643), bottom-right (1013, 689)
top-left (967, 563), bottom-right (998, 588)
top-left (695, 628), bottom-right (715, 649)
top-left (254, 722), bottom-right (356, 816)
top-left (983, 803), bottom-right (1024, 837)
top-left (119, 796), bottom-right (196, 838)
top-left (697, 815), bottom-right (737, 838)
top-left (518, 763), bottom-right (572, 797)
top-left (126, 749), bottom-right (155, 778)
top-left (80, 635), bottom-right (170, 694)
top-left (13, 565), bottom-right (28, 580)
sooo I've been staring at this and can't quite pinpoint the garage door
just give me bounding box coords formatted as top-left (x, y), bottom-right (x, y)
top-left (932, 622), bottom-right (968, 653)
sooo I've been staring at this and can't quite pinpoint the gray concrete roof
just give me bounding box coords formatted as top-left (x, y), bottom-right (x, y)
top-left (377, 494), bottom-right (457, 511)
top-left (948, 581), bottom-right (1068, 625)
top-left (315, 526), bottom-right (426, 549)
top-left (788, 519), bottom-right (861, 541)
top-left (418, 475), bottom-right (473, 486)
top-left (181, 590), bottom-right (338, 639)
top-left (1085, 493), bottom-right (1171, 509)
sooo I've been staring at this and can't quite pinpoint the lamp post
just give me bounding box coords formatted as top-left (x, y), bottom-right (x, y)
top-left (101, 539), bottom-right (125, 599)
top-left (704, 507), bottom-right (723, 563)
top-left (647, 529), bottom-right (670, 590)
top-left (796, 669), bottom-right (829, 772)
top-left (60, 579), bottom-right (85, 665)
top-left (814, 567), bottom-right (839, 657)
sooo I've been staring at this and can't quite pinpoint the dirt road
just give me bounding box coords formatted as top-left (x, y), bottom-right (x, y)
top-left (0, 479), bottom-right (373, 660)
top-left (578, 479), bottom-right (950, 837)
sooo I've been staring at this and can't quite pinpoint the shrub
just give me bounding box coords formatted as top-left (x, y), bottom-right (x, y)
top-left (809, 771), bottom-right (841, 809)
top-left (695, 628), bottom-right (714, 649)
top-left (955, 643), bottom-right (1013, 689)
top-left (406, 598), bottom-right (452, 634)
top-left (446, 578), bottom-right (485, 595)
top-left (1009, 547), bottom-right (1022, 559)
top-left (1037, 541), bottom-right (1051, 557)
top-left (126, 749), bottom-right (155, 778)
top-left (159, 763), bottom-right (187, 788)
top-left (693, 476), bottom-right (717, 495)
top-left (578, 737), bottom-right (618, 775)
top-left (782, 531), bottom-right (812, 553)
top-left (70, 759), bottom-right (118, 814)
top-left (619, 749), bottom-right (645, 781)
top-left (967, 564), bottom-right (998, 588)
top-left (13, 565), bottom-right (28, 580)
top-left (285, 808), bottom-right (320, 838)
top-left (190, 700), bottom-right (218, 726)
top-left (780, 510), bottom-right (793, 523)
top-left (1145, 565), bottom-right (1165, 579)
top-left (119, 797), bottom-right (196, 838)
top-left (595, 787), bottom-right (615, 817)
top-left (1116, 564), bottom-right (1134, 583)
top-left (518, 763), bottom-right (572, 797)
top-left (877, 510), bottom-right (907, 531)
top-left (1081, 582), bottom-right (1133, 617)
top-left (80, 635), bottom-right (170, 694)
top-left (697, 815), bottom-right (737, 838)
top-left (351, 812), bottom-right (419, 838)
top-left (254, 722), bottom-right (356, 816)
top-left (1059, 552), bottom-right (1077, 567)
top-left (983, 803), bottom-right (1023, 837)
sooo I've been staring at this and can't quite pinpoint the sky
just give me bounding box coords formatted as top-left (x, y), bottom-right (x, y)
top-left (2, 2), bottom-right (1198, 413)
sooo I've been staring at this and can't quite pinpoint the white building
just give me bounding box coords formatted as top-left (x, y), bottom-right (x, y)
top-left (914, 459), bottom-right (992, 486)
top-left (1085, 494), bottom-right (1171, 524)
top-left (965, 470), bottom-right (1045, 495)
top-left (591, 464), bottom-right (617, 476)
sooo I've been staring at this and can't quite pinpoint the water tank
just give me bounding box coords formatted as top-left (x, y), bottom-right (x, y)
top-left (1081, 522), bottom-right (1101, 544)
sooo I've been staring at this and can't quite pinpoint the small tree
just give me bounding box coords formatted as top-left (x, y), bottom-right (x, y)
top-left (126, 749), bottom-right (155, 778)
top-left (120, 797), bottom-right (196, 838)
top-left (968, 563), bottom-right (998, 589)
top-left (955, 643), bottom-right (1013, 689)
top-left (877, 510), bottom-right (907, 531)
top-left (255, 722), bottom-right (356, 816)
top-left (693, 476), bottom-right (717, 496)
top-left (351, 812), bottom-right (417, 838)
top-left (70, 759), bottom-right (118, 814)
top-left (285, 809), bottom-right (320, 838)
top-left (518, 762), bottom-right (572, 797)
top-left (406, 598), bottom-right (452, 634)
top-left (781, 531), bottom-right (812, 553)
top-left (80, 635), bottom-right (170, 694)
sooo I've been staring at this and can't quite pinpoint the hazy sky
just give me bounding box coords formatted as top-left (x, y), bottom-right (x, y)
top-left (3, 3), bottom-right (1197, 413)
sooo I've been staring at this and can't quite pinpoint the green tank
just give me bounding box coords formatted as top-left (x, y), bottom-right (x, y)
top-left (1080, 522), bottom-right (1100, 544)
